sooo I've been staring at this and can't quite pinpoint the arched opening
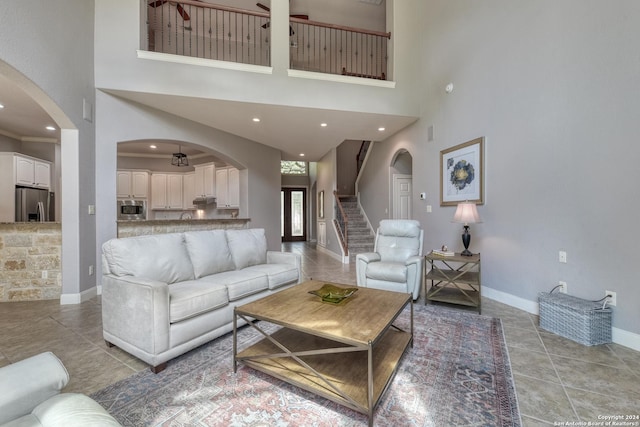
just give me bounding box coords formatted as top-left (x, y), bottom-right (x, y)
top-left (115, 139), bottom-right (246, 222)
top-left (390, 149), bottom-right (413, 219)
top-left (0, 60), bottom-right (80, 304)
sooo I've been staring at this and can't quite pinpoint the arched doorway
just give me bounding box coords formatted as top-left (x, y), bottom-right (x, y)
top-left (0, 60), bottom-right (80, 303)
top-left (390, 149), bottom-right (413, 219)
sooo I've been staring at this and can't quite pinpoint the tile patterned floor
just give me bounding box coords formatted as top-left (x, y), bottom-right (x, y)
top-left (1, 242), bottom-right (638, 426)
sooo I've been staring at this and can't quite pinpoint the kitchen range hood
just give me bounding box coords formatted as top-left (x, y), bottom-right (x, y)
top-left (192, 196), bottom-right (216, 205)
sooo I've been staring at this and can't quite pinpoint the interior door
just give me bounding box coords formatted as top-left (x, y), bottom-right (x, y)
top-left (393, 174), bottom-right (412, 219)
top-left (281, 188), bottom-right (306, 242)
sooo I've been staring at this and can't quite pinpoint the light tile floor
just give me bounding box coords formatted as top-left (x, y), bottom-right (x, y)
top-left (1, 242), bottom-right (638, 426)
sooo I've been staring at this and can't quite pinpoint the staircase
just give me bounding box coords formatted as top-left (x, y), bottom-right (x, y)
top-left (337, 195), bottom-right (375, 262)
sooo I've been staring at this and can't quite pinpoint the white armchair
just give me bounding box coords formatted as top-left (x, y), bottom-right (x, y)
top-left (356, 219), bottom-right (424, 300)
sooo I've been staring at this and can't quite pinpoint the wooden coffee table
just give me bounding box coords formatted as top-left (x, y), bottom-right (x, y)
top-left (233, 279), bottom-right (413, 427)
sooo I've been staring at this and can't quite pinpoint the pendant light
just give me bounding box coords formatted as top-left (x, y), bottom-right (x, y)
top-left (171, 144), bottom-right (189, 167)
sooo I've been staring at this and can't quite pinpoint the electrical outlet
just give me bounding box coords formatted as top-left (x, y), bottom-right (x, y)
top-left (426, 205), bottom-right (432, 213)
top-left (41, 271), bottom-right (48, 279)
top-left (559, 251), bottom-right (567, 263)
top-left (89, 265), bottom-right (94, 276)
top-left (605, 290), bottom-right (617, 306)
top-left (558, 281), bottom-right (567, 293)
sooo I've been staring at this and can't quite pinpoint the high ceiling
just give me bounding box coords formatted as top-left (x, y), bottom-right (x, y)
top-left (0, 0), bottom-right (416, 162)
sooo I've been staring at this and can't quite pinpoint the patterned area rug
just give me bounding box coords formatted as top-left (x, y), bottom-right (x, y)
top-left (92, 304), bottom-right (521, 426)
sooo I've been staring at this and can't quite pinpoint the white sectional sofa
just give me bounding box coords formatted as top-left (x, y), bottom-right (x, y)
top-left (101, 228), bottom-right (301, 373)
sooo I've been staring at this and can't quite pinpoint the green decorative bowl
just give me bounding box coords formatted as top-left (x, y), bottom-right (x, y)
top-left (308, 284), bottom-right (358, 304)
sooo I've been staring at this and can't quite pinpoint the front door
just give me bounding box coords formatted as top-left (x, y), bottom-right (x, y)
top-left (281, 188), bottom-right (306, 241)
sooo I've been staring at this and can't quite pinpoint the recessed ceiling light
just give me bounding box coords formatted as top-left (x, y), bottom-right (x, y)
top-left (299, 153), bottom-right (305, 157)
top-left (378, 127), bottom-right (386, 132)
top-left (150, 145), bottom-right (157, 149)
top-left (320, 123), bottom-right (327, 127)
top-left (46, 126), bottom-right (56, 131)
top-left (0, 103), bottom-right (4, 109)
top-left (252, 117), bottom-right (261, 122)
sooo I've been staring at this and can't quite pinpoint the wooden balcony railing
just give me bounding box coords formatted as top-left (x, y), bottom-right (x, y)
top-left (289, 18), bottom-right (390, 80)
top-left (147, 0), bottom-right (271, 66)
top-left (145, 1), bottom-right (390, 80)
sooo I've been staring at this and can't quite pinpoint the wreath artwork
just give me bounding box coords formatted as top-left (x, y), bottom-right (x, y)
top-left (440, 137), bottom-right (484, 206)
top-left (450, 159), bottom-right (475, 191)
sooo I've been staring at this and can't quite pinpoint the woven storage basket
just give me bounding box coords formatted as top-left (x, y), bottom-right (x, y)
top-left (538, 292), bottom-right (612, 346)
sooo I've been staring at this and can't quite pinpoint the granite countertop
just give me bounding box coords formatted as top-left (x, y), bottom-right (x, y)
top-left (117, 218), bottom-right (249, 224)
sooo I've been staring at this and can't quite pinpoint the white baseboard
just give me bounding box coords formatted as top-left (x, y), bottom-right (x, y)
top-left (59, 286), bottom-right (98, 305)
top-left (483, 285), bottom-right (640, 352)
top-left (316, 244), bottom-right (346, 263)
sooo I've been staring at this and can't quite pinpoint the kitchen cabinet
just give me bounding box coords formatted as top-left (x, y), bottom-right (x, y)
top-left (15, 155), bottom-right (51, 189)
top-left (215, 167), bottom-right (239, 208)
top-left (182, 172), bottom-right (195, 209)
top-left (150, 173), bottom-right (183, 209)
top-left (116, 170), bottom-right (149, 198)
top-left (194, 163), bottom-right (215, 198)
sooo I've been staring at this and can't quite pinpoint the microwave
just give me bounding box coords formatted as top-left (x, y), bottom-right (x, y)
top-left (117, 199), bottom-right (146, 220)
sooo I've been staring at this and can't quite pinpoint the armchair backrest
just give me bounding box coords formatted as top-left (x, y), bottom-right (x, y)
top-left (374, 220), bottom-right (424, 263)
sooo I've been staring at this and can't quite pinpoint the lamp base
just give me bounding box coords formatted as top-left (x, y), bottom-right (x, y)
top-left (461, 225), bottom-right (472, 256)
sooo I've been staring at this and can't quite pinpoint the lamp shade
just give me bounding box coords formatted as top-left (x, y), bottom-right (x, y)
top-left (452, 202), bottom-right (482, 225)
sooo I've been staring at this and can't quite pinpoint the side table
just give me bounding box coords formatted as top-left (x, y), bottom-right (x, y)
top-left (425, 251), bottom-right (481, 313)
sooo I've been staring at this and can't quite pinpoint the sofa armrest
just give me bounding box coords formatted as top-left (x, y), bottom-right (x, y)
top-left (0, 352), bottom-right (69, 425)
top-left (405, 255), bottom-right (424, 300)
top-left (355, 252), bottom-right (381, 286)
top-left (267, 251), bottom-right (302, 283)
top-left (101, 275), bottom-right (171, 355)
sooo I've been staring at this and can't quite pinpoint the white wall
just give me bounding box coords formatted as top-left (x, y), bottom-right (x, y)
top-left (95, 92), bottom-right (283, 282)
top-left (361, 0), bottom-right (640, 342)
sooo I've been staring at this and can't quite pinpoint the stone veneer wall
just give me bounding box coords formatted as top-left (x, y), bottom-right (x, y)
top-left (0, 223), bottom-right (62, 302)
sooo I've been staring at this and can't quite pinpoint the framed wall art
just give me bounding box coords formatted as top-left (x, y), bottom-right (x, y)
top-left (440, 137), bottom-right (484, 206)
top-left (318, 190), bottom-right (324, 219)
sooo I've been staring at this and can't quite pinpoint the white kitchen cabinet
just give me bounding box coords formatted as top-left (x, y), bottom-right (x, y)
top-left (150, 173), bottom-right (183, 209)
top-left (116, 170), bottom-right (149, 198)
top-left (215, 167), bottom-right (239, 208)
top-left (194, 163), bottom-right (215, 198)
top-left (15, 154), bottom-right (51, 189)
top-left (182, 172), bottom-right (195, 209)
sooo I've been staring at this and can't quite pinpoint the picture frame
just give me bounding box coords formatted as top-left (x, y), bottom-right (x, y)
top-left (318, 190), bottom-right (324, 219)
top-left (440, 137), bottom-right (484, 206)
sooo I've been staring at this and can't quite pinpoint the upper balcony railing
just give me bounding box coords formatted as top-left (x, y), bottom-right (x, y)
top-left (145, 0), bottom-right (390, 80)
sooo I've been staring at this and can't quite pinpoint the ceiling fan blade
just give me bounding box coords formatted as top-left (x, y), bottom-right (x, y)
top-left (256, 2), bottom-right (270, 12)
top-left (261, 21), bottom-right (270, 29)
top-left (176, 3), bottom-right (190, 21)
top-left (290, 14), bottom-right (308, 20)
top-left (148, 0), bottom-right (167, 7)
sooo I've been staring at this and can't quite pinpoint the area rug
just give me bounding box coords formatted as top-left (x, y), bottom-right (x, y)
top-left (91, 304), bottom-right (521, 426)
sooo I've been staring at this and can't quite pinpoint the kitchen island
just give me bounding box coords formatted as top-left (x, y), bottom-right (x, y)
top-left (117, 218), bottom-right (250, 238)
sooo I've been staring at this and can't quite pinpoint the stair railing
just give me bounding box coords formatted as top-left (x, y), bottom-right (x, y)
top-left (333, 191), bottom-right (349, 256)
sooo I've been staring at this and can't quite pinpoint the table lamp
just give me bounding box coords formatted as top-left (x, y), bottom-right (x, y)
top-left (452, 201), bottom-right (482, 256)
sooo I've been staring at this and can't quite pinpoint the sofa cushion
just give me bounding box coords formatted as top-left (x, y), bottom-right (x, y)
top-left (31, 393), bottom-right (122, 427)
top-left (199, 270), bottom-right (268, 301)
top-left (169, 280), bottom-right (229, 323)
top-left (226, 229), bottom-right (267, 269)
top-left (183, 230), bottom-right (235, 278)
top-left (102, 233), bottom-right (194, 284)
top-left (377, 220), bottom-right (422, 264)
top-left (366, 261), bottom-right (407, 283)
top-left (243, 264), bottom-right (299, 290)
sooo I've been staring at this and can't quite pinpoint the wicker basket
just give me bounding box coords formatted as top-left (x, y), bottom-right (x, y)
top-left (538, 292), bottom-right (612, 346)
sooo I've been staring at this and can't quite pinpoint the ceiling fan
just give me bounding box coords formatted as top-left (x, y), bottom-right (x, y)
top-left (256, 1), bottom-right (309, 35)
top-left (148, 0), bottom-right (194, 21)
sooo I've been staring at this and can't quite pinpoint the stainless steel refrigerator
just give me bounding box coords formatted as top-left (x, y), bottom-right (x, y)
top-left (15, 187), bottom-right (54, 222)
